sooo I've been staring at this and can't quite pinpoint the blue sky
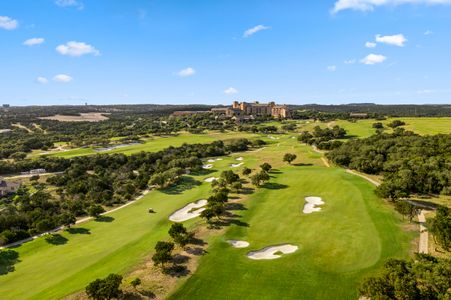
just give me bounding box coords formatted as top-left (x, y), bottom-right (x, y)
top-left (1, 0), bottom-right (451, 106)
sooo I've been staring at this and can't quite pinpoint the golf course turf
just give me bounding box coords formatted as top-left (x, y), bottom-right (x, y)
top-left (0, 134), bottom-right (415, 299)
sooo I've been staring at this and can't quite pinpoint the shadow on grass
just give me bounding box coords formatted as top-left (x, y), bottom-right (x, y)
top-left (240, 187), bottom-right (255, 195)
top-left (95, 216), bottom-right (115, 223)
top-left (163, 264), bottom-right (190, 278)
top-left (226, 202), bottom-right (247, 211)
top-left (0, 249), bottom-right (20, 275)
top-left (66, 227), bottom-right (91, 235)
top-left (161, 176), bottom-right (202, 195)
top-left (123, 290), bottom-right (156, 299)
top-left (292, 163), bottom-right (313, 167)
top-left (261, 182), bottom-right (288, 190)
top-left (45, 233), bottom-right (68, 245)
top-left (270, 169), bottom-right (283, 174)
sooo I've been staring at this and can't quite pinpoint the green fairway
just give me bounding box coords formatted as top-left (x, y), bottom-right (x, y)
top-left (37, 131), bottom-right (259, 158)
top-left (170, 166), bottom-right (414, 300)
top-left (0, 134), bottom-right (415, 299)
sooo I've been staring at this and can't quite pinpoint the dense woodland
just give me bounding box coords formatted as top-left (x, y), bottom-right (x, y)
top-left (327, 130), bottom-right (451, 198)
top-left (0, 138), bottom-right (255, 245)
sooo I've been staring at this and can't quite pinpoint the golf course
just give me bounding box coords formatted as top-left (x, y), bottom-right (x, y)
top-left (0, 133), bottom-right (416, 299)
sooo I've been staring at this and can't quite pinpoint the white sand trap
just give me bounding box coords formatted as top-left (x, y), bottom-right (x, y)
top-left (202, 164), bottom-right (213, 169)
top-left (227, 240), bottom-right (250, 248)
top-left (236, 157), bottom-right (244, 161)
top-left (230, 163), bottom-right (244, 168)
top-left (204, 177), bottom-right (218, 183)
top-left (247, 244), bottom-right (298, 260)
top-left (207, 158), bottom-right (223, 162)
top-left (303, 196), bottom-right (325, 214)
top-left (169, 199), bottom-right (208, 222)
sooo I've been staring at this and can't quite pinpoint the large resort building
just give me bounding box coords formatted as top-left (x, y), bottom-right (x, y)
top-left (211, 101), bottom-right (291, 119)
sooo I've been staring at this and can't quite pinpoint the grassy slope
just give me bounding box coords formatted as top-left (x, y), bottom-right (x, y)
top-left (170, 166), bottom-right (414, 300)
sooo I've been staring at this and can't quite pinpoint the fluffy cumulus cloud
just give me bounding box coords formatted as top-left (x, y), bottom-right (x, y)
top-left (361, 54), bottom-right (387, 65)
top-left (177, 67), bottom-right (196, 77)
top-left (23, 38), bottom-right (45, 46)
top-left (375, 34), bottom-right (407, 46)
top-left (224, 87), bottom-right (238, 95)
top-left (35, 77), bottom-right (48, 84)
top-left (0, 16), bottom-right (18, 30)
top-left (332, 0), bottom-right (451, 13)
top-left (365, 41), bottom-right (377, 48)
top-left (53, 74), bottom-right (73, 83)
top-left (243, 25), bottom-right (271, 38)
top-left (55, 0), bottom-right (84, 9)
top-left (56, 41), bottom-right (100, 57)
top-left (327, 65), bottom-right (337, 72)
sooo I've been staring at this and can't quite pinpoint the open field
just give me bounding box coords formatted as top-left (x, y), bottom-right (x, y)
top-left (0, 134), bottom-right (415, 299)
top-left (38, 113), bottom-right (109, 122)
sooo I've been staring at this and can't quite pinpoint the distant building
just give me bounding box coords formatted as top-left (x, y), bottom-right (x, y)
top-left (2, 104), bottom-right (10, 108)
top-left (0, 178), bottom-right (19, 196)
top-left (212, 101), bottom-right (291, 119)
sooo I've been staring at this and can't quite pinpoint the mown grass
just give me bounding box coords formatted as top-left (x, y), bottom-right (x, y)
top-left (170, 166), bottom-right (415, 300)
top-left (0, 134), bottom-right (415, 299)
top-left (42, 131), bottom-right (259, 158)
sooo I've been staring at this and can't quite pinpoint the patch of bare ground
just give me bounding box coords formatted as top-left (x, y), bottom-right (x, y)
top-left (39, 112), bottom-right (109, 122)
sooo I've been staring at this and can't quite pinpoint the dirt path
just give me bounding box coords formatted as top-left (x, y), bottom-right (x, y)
top-left (0, 189), bottom-right (151, 249)
top-left (12, 123), bottom-right (33, 133)
top-left (345, 169), bottom-right (381, 186)
top-left (418, 210), bottom-right (429, 254)
top-left (321, 157), bottom-right (330, 168)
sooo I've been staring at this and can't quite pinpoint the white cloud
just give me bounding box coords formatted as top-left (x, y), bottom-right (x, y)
top-left (0, 16), bottom-right (18, 30)
top-left (243, 25), bottom-right (270, 38)
top-left (327, 65), bottom-right (337, 72)
top-left (177, 67), bottom-right (196, 77)
top-left (224, 87), bottom-right (238, 95)
top-left (36, 77), bottom-right (48, 84)
top-left (55, 0), bottom-right (84, 9)
top-left (344, 59), bottom-right (356, 64)
top-left (53, 74), bottom-right (73, 83)
top-left (360, 54), bottom-right (387, 65)
top-left (375, 34), bottom-right (407, 47)
top-left (424, 30), bottom-right (433, 35)
top-left (332, 0), bottom-right (451, 13)
top-left (365, 41), bottom-right (377, 48)
top-left (23, 38), bottom-right (45, 46)
top-left (56, 41), bottom-right (100, 57)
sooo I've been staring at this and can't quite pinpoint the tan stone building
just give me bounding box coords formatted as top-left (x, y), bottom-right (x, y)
top-left (212, 101), bottom-right (291, 118)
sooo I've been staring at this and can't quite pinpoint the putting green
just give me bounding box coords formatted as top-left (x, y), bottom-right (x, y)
top-left (169, 166), bottom-right (414, 299)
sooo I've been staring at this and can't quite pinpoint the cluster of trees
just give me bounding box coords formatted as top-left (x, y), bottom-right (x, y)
top-left (327, 131), bottom-right (451, 198)
top-left (298, 125), bottom-right (346, 150)
top-left (0, 139), bottom-right (254, 245)
top-left (85, 273), bottom-right (123, 300)
top-left (359, 254), bottom-right (450, 299)
top-left (250, 163), bottom-right (272, 187)
top-left (428, 206), bottom-right (450, 252)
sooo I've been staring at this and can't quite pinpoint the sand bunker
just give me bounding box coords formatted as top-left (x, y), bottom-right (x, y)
top-left (169, 199), bottom-right (208, 222)
top-left (247, 244), bottom-right (298, 260)
top-left (207, 158), bottom-right (223, 162)
top-left (202, 164), bottom-right (213, 169)
top-left (236, 157), bottom-right (244, 161)
top-left (303, 196), bottom-right (325, 214)
top-left (268, 135), bottom-right (280, 140)
top-left (227, 240), bottom-right (250, 248)
top-left (204, 177), bottom-right (218, 183)
top-left (230, 163), bottom-right (244, 168)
